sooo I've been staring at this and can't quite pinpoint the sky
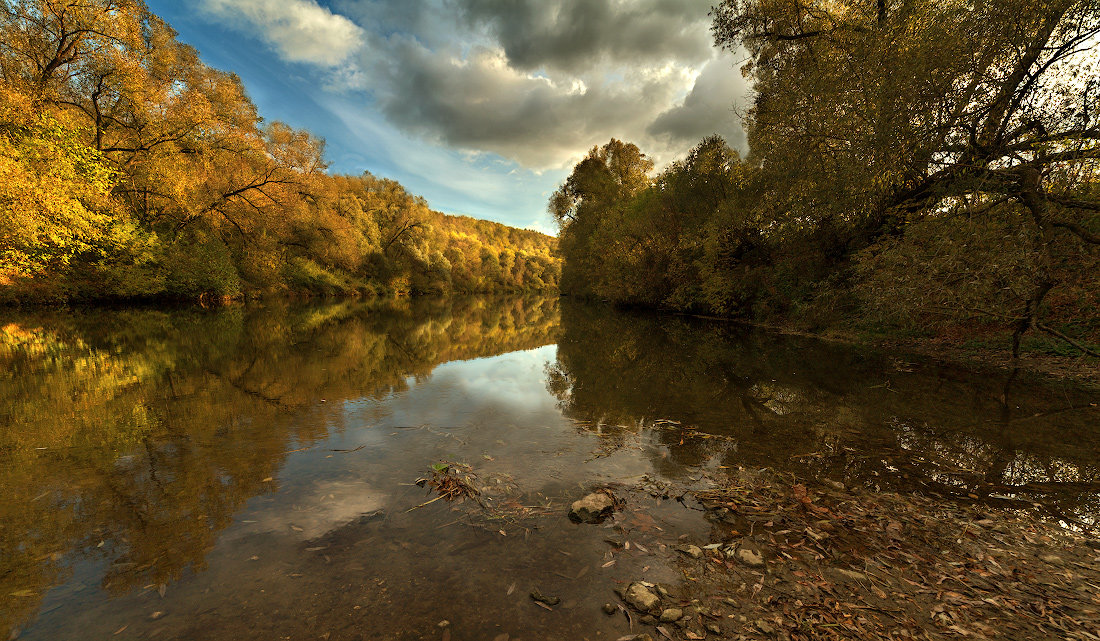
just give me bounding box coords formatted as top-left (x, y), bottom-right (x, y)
top-left (146, 0), bottom-right (752, 234)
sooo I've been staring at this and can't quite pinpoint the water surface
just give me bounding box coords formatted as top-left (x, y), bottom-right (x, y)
top-left (1, 297), bottom-right (1097, 640)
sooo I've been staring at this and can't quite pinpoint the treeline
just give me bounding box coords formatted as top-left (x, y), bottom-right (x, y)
top-left (0, 1), bottom-right (558, 304)
top-left (552, 0), bottom-right (1099, 357)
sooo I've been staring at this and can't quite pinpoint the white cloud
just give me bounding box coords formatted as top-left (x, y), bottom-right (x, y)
top-left (200, 0), bottom-right (365, 66)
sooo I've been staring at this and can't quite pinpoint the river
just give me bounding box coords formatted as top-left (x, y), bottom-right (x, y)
top-left (1, 296), bottom-right (1097, 640)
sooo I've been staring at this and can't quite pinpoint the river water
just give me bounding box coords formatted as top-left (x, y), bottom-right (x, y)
top-left (1, 296), bottom-right (1097, 640)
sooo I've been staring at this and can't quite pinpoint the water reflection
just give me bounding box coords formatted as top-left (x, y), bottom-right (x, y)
top-left (0, 296), bottom-right (1097, 640)
top-left (0, 297), bottom-right (559, 637)
top-left (549, 302), bottom-right (1100, 525)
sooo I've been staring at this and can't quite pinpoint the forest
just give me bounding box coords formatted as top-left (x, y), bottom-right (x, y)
top-left (0, 1), bottom-right (559, 304)
top-left (551, 0), bottom-right (1100, 358)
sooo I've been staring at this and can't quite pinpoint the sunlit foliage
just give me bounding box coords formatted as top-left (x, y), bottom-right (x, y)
top-left (0, 0), bottom-right (558, 303)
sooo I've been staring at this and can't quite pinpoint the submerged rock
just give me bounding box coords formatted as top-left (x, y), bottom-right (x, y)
top-left (623, 582), bottom-right (661, 612)
top-left (569, 492), bottom-right (616, 523)
top-left (736, 547), bottom-right (765, 567)
top-left (602, 603), bottom-right (617, 615)
top-left (675, 544), bottom-right (703, 559)
top-left (658, 608), bottom-right (683, 622)
top-left (530, 589), bottom-right (561, 606)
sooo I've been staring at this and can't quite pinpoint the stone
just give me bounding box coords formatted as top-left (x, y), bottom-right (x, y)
top-left (570, 492), bottom-right (616, 524)
top-left (530, 589), bottom-right (560, 606)
top-left (659, 608), bottom-right (683, 623)
top-left (1039, 554), bottom-right (1064, 565)
top-left (639, 615), bottom-right (657, 625)
top-left (756, 619), bottom-right (775, 634)
top-left (706, 624), bottom-right (722, 634)
top-left (736, 548), bottom-right (765, 567)
top-left (624, 582), bottom-right (661, 612)
top-left (676, 544), bottom-right (704, 559)
top-left (603, 603), bottom-right (618, 615)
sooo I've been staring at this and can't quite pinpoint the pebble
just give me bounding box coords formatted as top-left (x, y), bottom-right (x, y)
top-left (676, 544), bottom-right (704, 559)
top-left (603, 603), bottom-right (617, 616)
top-left (659, 608), bottom-right (683, 623)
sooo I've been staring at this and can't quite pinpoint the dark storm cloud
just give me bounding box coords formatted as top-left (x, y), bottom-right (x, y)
top-left (455, 0), bottom-right (716, 73)
top-left (648, 55), bottom-right (750, 150)
top-left (205, 0), bottom-right (750, 169)
top-left (369, 36), bottom-right (689, 167)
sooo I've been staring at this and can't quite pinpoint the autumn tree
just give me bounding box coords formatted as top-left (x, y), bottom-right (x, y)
top-left (713, 0), bottom-right (1100, 353)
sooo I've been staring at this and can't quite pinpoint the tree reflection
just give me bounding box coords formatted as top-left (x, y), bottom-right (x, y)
top-left (548, 301), bottom-right (1100, 525)
top-left (0, 296), bottom-right (558, 636)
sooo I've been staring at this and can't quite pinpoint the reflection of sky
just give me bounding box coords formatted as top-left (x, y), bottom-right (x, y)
top-left (368, 345), bottom-right (562, 427)
top-left (234, 345), bottom-right (576, 542)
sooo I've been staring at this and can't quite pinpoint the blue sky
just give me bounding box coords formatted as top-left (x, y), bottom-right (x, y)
top-left (146, 0), bottom-right (750, 233)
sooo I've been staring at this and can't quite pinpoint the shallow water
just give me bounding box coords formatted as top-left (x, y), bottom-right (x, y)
top-left (1, 296), bottom-right (1097, 640)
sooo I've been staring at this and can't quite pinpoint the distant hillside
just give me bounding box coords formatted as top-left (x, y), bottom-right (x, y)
top-left (425, 212), bottom-right (558, 294)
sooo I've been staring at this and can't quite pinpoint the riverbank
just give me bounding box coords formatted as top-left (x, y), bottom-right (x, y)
top-left (600, 469), bottom-right (1100, 641)
top-left (429, 461), bottom-right (1100, 640)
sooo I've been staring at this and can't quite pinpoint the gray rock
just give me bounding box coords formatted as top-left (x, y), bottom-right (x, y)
top-left (659, 608), bottom-right (683, 623)
top-left (570, 492), bottom-right (616, 523)
top-left (736, 548), bottom-right (765, 567)
top-left (675, 544), bottom-right (704, 559)
top-left (623, 582), bottom-right (661, 612)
